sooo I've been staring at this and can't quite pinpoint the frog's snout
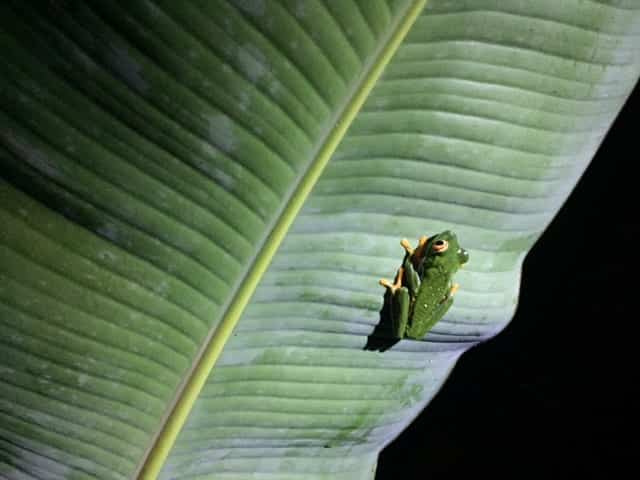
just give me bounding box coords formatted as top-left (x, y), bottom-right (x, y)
top-left (458, 248), bottom-right (469, 265)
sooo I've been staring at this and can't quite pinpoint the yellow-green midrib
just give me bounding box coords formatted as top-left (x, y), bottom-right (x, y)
top-left (163, 1), bottom-right (640, 479)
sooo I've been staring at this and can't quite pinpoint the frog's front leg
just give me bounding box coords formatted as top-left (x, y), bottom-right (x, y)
top-left (380, 268), bottom-right (411, 339)
top-left (402, 258), bottom-right (420, 298)
top-left (401, 236), bottom-right (429, 270)
top-left (400, 239), bottom-right (422, 297)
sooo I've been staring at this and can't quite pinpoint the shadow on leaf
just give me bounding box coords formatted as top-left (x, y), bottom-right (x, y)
top-left (364, 290), bottom-right (400, 352)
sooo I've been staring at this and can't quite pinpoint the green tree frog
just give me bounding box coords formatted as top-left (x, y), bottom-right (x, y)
top-left (379, 231), bottom-right (469, 340)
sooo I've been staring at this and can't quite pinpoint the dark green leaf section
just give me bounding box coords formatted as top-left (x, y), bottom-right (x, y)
top-left (0, 1), bottom-right (413, 478)
top-left (166, 1), bottom-right (640, 478)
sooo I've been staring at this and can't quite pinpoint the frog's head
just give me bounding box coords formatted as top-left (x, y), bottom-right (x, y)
top-left (424, 230), bottom-right (469, 270)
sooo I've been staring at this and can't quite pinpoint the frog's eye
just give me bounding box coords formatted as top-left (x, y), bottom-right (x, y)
top-left (432, 239), bottom-right (449, 253)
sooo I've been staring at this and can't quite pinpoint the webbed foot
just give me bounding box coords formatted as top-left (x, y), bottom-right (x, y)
top-left (379, 267), bottom-right (405, 293)
top-left (400, 238), bottom-right (414, 255)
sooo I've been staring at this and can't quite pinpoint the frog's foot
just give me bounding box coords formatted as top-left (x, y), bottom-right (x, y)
top-left (439, 283), bottom-right (460, 304)
top-left (400, 238), bottom-right (414, 255)
top-left (379, 267), bottom-right (405, 293)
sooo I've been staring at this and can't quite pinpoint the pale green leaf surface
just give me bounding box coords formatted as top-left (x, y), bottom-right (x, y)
top-left (0, 1), bottom-right (639, 480)
top-left (0, 0), bottom-right (417, 478)
top-left (162, 1), bottom-right (640, 479)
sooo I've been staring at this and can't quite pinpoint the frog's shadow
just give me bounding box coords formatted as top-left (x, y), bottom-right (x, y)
top-left (363, 290), bottom-right (400, 352)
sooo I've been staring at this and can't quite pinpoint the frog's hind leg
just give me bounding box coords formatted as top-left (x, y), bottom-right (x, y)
top-left (379, 268), bottom-right (410, 339)
top-left (392, 286), bottom-right (411, 339)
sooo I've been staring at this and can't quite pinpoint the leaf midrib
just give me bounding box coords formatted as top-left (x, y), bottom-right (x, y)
top-left (135, 1), bottom-right (428, 478)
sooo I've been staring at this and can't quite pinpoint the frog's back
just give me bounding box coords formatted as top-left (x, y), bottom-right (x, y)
top-left (410, 266), bottom-right (452, 334)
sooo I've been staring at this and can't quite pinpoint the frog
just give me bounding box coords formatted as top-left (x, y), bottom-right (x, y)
top-left (379, 230), bottom-right (469, 340)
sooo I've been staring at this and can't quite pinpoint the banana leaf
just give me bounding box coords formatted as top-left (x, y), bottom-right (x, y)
top-left (1, 1), bottom-right (638, 479)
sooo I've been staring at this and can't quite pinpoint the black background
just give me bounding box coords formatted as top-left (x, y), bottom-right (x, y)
top-left (377, 85), bottom-right (637, 479)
